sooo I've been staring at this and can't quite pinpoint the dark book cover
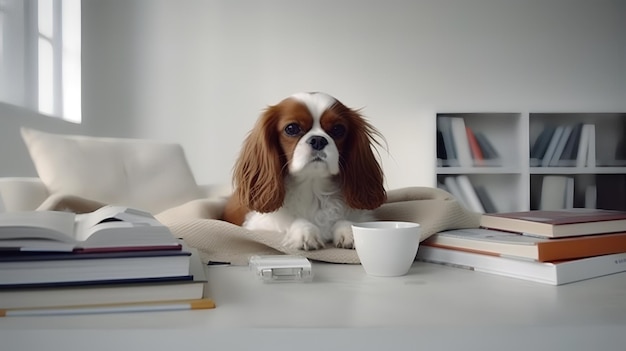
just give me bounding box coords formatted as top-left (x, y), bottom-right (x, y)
top-left (530, 126), bottom-right (556, 160)
top-left (437, 130), bottom-right (447, 160)
top-left (0, 274), bottom-right (194, 289)
top-left (0, 249), bottom-right (191, 262)
top-left (559, 123), bottom-right (583, 163)
top-left (474, 132), bottom-right (500, 159)
top-left (474, 186), bottom-right (498, 213)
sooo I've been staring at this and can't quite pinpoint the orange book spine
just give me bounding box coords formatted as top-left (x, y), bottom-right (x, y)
top-left (465, 127), bottom-right (484, 166)
top-left (537, 232), bottom-right (626, 262)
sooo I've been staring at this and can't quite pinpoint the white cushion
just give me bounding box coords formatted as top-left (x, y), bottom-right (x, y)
top-left (21, 127), bottom-right (202, 214)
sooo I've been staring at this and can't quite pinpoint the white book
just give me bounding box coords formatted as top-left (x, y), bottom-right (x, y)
top-left (565, 177), bottom-right (575, 209)
top-left (449, 117), bottom-right (473, 167)
top-left (575, 124), bottom-right (591, 168)
top-left (548, 125), bottom-right (573, 166)
top-left (541, 126), bottom-right (565, 167)
top-left (416, 246), bottom-right (626, 285)
top-left (585, 184), bottom-right (597, 209)
top-left (586, 124), bottom-right (596, 167)
top-left (539, 175), bottom-right (569, 210)
top-left (455, 175), bottom-right (485, 213)
top-left (444, 176), bottom-right (470, 210)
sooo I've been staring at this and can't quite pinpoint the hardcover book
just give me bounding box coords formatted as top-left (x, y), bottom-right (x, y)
top-left (480, 208), bottom-right (626, 238)
top-left (417, 245), bottom-right (626, 285)
top-left (424, 228), bottom-right (626, 262)
top-left (0, 249), bottom-right (191, 286)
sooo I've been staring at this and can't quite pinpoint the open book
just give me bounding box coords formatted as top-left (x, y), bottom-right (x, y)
top-left (0, 206), bottom-right (180, 252)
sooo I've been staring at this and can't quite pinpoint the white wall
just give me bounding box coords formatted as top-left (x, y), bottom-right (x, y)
top-left (2, 0), bottom-right (625, 190)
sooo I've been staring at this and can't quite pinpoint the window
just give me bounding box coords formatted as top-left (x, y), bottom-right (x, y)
top-left (0, 0), bottom-right (81, 123)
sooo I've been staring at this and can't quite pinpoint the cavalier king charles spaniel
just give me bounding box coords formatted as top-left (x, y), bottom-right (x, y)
top-left (222, 92), bottom-right (386, 250)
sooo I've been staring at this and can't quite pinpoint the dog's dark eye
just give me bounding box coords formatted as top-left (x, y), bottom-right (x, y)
top-left (329, 124), bottom-right (346, 139)
top-left (284, 123), bottom-right (302, 137)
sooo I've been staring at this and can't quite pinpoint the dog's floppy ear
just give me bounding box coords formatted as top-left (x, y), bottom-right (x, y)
top-left (232, 106), bottom-right (286, 213)
top-left (340, 110), bottom-right (387, 210)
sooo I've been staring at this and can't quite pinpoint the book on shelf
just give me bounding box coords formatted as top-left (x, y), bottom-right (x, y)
top-left (449, 117), bottom-right (473, 167)
top-left (436, 116), bottom-right (459, 167)
top-left (0, 247), bottom-right (191, 286)
top-left (539, 175), bottom-right (573, 210)
top-left (0, 205), bottom-right (180, 252)
top-left (0, 247), bottom-right (207, 310)
top-left (540, 125), bottom-right (565, 167)
top-left (530, 126), bottom-right (556, 167)
top-left (564, 177), bottom-right (574, 209)
top-left (474, 186), bottom-right (498, 213)
top-left (436, 116), bottom-right (500, 168)
top-left (585, 184), bottom-right (597, 209)
top-left (557, 123), bottom-right (583, 166)
top-left (416, 245), bottom-right (626, 285)
top-left (534, 122), bottom-right (596, 168)
top-left (442, 176), bottom-right (469, 210)
top-left (424, 228), bottom-right (626, 262)
top-left (465, 126), bottom-right (484, 166)
top-left (436, 130), bottom-right (447, 164)
top-left (441, 176), bottom-right (493, 214)
top-left (586, 123), bottom-right (596, 167)
top-left (480, 208), bottom-right (626, 239)
top-left (455, 175), bottom-right (485, 213)
top-left (473, 132), bottom-right (500, 163)
top-left (548, 124), bottom-right (573, 166)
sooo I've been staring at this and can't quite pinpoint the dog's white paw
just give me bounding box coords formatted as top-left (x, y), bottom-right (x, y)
top-left (332, 220), bottom-right (355, 249)
top-left (282, 220), bottom-right (325, 251)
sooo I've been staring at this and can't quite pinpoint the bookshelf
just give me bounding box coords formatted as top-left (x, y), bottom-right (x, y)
top-left (436, 112), bottom-right (626, 213)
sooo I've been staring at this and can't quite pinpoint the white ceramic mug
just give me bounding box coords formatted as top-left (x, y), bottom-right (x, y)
top-left (352, 221), bottom-right (421, 277)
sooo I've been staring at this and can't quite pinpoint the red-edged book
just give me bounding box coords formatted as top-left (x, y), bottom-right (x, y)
top-left (465, 126), bottom-right (485, 166)
top-left (480, 208), bottom-right (626, 238)
top-left (424, 227), bottom-right (626, 262)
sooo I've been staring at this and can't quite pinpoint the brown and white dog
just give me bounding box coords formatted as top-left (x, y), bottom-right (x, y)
top-left (222, 92), bottom-right (386, 250)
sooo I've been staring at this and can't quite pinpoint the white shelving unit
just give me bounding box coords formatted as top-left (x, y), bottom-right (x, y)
top-left (436, 112), bottom-right (626, 213)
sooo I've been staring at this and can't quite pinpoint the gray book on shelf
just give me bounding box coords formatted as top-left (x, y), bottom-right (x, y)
top-left (558, 123), bottom-right (583, 166)
top-left (541, 126), bottom-right (565, 167)
top-left (474, 186), bottom-right (498, 213)
top-left (548, 125), bottom-right (573, 166)
top-left (474, 132), bottom-right (500, 160)
top-left (530, 126), bottom-right (556, 166)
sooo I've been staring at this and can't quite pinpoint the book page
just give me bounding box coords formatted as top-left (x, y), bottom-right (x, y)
top-left (74, 205), bottom-right (163, 242)
top-left (0, 211), bottom-right (76, 243)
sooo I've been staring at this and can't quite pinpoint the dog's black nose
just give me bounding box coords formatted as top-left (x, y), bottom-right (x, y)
top-left (307, 135), bottom-right (328, 151)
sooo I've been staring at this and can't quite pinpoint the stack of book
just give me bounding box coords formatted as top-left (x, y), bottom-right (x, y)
top-left (417, 208), bottom-right (626, 285)
top-left (0, 206), bottom-right (214, 316)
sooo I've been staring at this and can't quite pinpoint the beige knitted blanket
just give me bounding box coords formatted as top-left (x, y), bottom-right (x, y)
top-left (39, 186), bottom-right (480, 266)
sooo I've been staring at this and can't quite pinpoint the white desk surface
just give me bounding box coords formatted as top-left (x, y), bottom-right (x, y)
top-left (2, 261), bottom-right (626, 351)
